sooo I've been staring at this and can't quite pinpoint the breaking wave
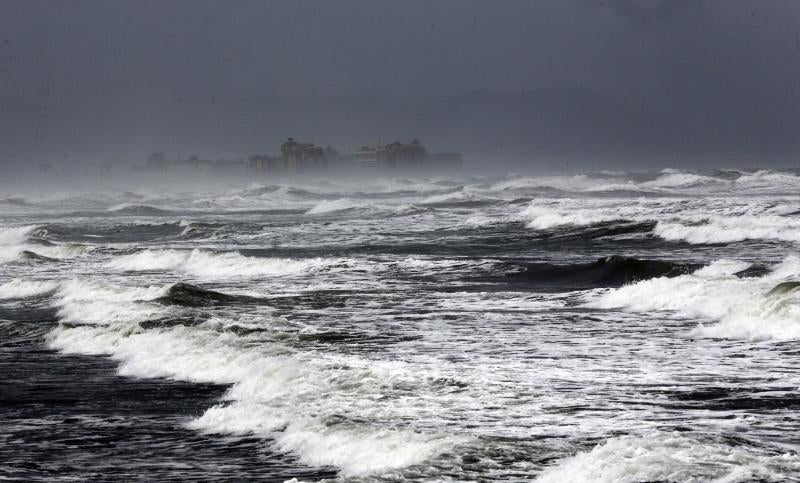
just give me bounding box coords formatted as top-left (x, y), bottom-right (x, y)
top-left (106, 249), bottom-right (335, 279)
top-left (106, 203), bottom-right (175, 215)
top-left (588, 256), bottom-right (800, 341)
top-left (0, 225), bottom-right (91, 264)
top-left (52, 279), bottom-right (172, 326)
top-left (655, 215), bottom-right (800, 244)
top-left (152, 282), bottom-right (263, 307)
top-left (42, 278), bottom-right (467, 477)
top-left (305, 198), bottom-right (373, 215)
top-left (519, 203), bottom-right (629, 230)
top-left (641, 172), bottom-right (724, 189)
top-left (508, 256), bottom-right (700, 289)
top-left (518, 196), bottom-right (800, 245)
top-left (537, 431), bottom-right (800, 483)
top-left (0, 279), bottom-right (59, 299)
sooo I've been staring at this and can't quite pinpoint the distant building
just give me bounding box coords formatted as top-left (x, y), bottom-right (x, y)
top-left (144, 137), bottom-right (461, 176)
top-left (280, 137), bottom-right (328, 172)
top-left (249, 154), bottom-right (282, 172)
top-left (324, 145), bottom-right (338, 161)
top-left (339, 139), bottom-right (461, 172)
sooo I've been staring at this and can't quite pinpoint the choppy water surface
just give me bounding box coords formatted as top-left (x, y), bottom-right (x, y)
top-left (3, 169), bottom-right (800, 481)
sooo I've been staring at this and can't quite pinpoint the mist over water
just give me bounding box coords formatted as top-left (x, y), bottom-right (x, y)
top-left (2, 168), bottom-right (800, 481)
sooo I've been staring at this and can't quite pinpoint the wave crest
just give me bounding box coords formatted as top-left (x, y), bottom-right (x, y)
top-left (537, 431), bottom-right (799, 483)
top-left (106, 249), bottom-right (334, 279)
top-left (588, 256), bottom-right (800, 341)
top-left (509, 256), bottom-right (700, 289)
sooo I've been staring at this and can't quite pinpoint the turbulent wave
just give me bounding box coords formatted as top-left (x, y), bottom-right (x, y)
top-left (517, 196), bottom-right (800, 245)
top-left (489, 174), bottom-right (639, 194)
top-left (305, 198), bottom-right (373, 215)
top-left (655, 215), bottom-right (800, 244)
top-left (0, 225), bottom-right (41, 245)
top-left (106, 203), bottom-right (175, 215)
top-left (641, 172), bottom-right (724, 189)
top-left (0, 279), bottom-right (59, 299)
top-left (18, 250), bottom-right (58, 262)
top-left (7, 170), bottom-right (800, 480)
top-left (176, 220), bottom-right (226, 240)
top-left (52, 279), bottom-right (172, 326)
top-left (0, 197), bottom-right (28, 206)
top-left (518, 202), bottom-right (632, 230)
top-left (589, 256), bottom-right (800, 341)
top-left (0, 225), bottom-right (90, 264)
top-left (420, 187), bottom-right (499, 207)
top-left (41, 278), bottom-right (467, 477)
top-left (735, 170), bottom-right (800, 191)
top-left (536, 431), bottom-right (800, 483)
top-left (508, 256), bottom-right (700, 289)
top-left (152, 282), bottom-right (266, 308)
top-left (106, 249), bottom-right (335, 279)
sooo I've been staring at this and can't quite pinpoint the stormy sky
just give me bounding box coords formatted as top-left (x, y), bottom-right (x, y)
top-left (1, 0), bottom-right (799, 171)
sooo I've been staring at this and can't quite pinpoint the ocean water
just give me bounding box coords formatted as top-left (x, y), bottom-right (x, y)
top-left (2, 169), bottom-right (800, 481)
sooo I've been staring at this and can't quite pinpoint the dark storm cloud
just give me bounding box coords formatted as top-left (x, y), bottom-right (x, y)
top-left (0, 0), bottom-right (798, 171)
top-left (600, 0), bottom-right (703, 25)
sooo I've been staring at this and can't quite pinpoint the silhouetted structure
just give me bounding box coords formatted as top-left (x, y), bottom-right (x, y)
top-left (281, 138), bottom-right (328, 172)
top-left (146, 138), bottom-right (461, 176)
top-left (340, 139), bottom-right (461, 172)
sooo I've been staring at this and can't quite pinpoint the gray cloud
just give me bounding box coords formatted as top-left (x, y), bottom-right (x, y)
top-left (598, 0), bottom-right (704, 25)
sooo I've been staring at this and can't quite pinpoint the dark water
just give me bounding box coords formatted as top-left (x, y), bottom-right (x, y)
top-left (0, 305), bottom-right (336, 481)
top-left (2, 170), bottom-right (800, 481)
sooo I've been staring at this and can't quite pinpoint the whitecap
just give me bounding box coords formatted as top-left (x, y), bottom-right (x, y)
top-left (587, 256), bottom-right (800, 341)
top-left (536, 431), bottom-right (800, 483)
top-left (106, 249), bottom-right (334, 279)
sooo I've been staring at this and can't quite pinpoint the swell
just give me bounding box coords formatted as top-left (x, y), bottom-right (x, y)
top-left (151, 282), bottom-right (267, 308)
top-left (105, 248), bottom-right (335, 279)
top-left (587, 256), bottom-right (800, 341)
top-left (0, 225), bottom-right (90, 264)
top-left (526, 220), bottom-right (657, 242)
top-left (106, 204), bottom-right (175, 215)
top-left (507, 255), bottom-right (702, 289)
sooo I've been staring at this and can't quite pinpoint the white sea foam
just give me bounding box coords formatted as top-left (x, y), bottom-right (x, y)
top-left (735, 170), bottom-right (800, 191)
top-left (46, 290), bottom-right (467, 477)
top-left (490, 174), bottom-right (602, 193)
top-left (519, 202), bottom-right (625, 229)
top-left (106, 249), bottom-right (333, 279)
top-left (421, 188), bottom-right (486, 204)
top-left (41, 272), bottom-right (469, 477)
top-left (536, 431), bottom-right (800, 483)
top-left (0, 225), bottom-right (40, 245)
top-left (52, 279), bottom-right (171, 326)
top-left (641, 172), bottom-right (722, 189)
top-left (589, 256), bottom-right (800, 341)
top-left (195, 401), bottom-right (462, 476)
top-left (0, 224), bottom-right (90, 263)
top-left (655, 215), bottom-right (800, 244)
top-left (0, 225), bottom-right (40, 263)
top-left (0, 279), bottom-right (59, 299)
top-left (305, 198), bottom-right (371, 215)
top-left (516, 196), bottom-right (800, 245)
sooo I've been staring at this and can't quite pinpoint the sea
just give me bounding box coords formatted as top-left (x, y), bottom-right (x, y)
top-left (2, 168), bottom-right (800, 482)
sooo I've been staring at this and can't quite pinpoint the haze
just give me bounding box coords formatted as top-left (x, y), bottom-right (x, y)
top-left (1, 0), bottom-right (799, 174)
